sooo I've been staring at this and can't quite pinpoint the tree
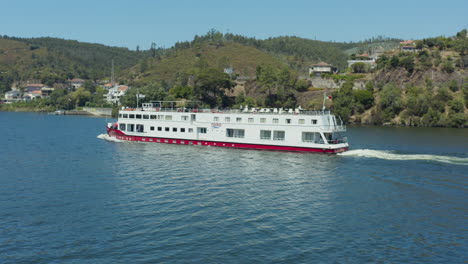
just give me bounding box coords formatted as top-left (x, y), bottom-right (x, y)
top-left (169, 85), bottom-right (193, 99)
top-left (379, 83), bottom-right (404, 119)
top-left (332, 81), bottom-right (354, 122)
top-left (441, 60), bottom-right (455, 73)
top-left (353, 90), bottom-right (374, 110)
top-left (194, 68), bottom-right (234, 107)
top-left (256, 64), bottom-right (278, 106)
top-left (150, 42), bottom-right (157, 58)
top-left (70, 87), bottom-right (92, 107)
top-left (351, 62), bottom-right (368, 73)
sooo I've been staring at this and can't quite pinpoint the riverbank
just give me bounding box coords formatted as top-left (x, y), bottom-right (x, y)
top-left (0, 105), bottom-right (113, 117)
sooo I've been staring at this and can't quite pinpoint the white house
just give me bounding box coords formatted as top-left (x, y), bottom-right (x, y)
top-left (70, 78), bottom-right (85, 89)
top-left (309, 62), bottom-right (337, 75)
top-left (105, 85), bottom-right (129, 104)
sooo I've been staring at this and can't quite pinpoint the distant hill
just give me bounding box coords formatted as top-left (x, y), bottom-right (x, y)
top-left (0, 36), bottom-right (145, 90)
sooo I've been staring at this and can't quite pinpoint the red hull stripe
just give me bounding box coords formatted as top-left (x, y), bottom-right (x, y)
top-left (106, 127), bottom-right (348, 153)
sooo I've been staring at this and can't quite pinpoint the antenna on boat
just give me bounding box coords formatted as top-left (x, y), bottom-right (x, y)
top-left (322, 91), bottom-right (327, 112)
top-left (136, 88), bottom-right (139, 109)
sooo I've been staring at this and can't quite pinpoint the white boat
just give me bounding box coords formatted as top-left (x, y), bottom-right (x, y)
top-left (106, 101), bottom-right (349, 153)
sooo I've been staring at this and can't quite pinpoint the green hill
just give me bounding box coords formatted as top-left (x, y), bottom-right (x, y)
top-left (125, 41), bottom-right (288, 85)
top-left (0, 36), bottom-right (145, 92)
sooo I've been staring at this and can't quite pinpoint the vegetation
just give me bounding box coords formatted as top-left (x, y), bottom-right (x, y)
top-left (1, 29), bottom-right (466, 128)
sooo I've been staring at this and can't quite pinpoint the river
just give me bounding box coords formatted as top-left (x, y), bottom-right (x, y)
top-left (0, 112), bottom-right (467, 263)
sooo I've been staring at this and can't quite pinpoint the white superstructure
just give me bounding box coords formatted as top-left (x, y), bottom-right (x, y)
top-left (107, 102), bottom-right (349, 153)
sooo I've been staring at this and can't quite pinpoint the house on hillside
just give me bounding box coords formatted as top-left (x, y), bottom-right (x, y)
top-left (24, 83), bottom-right (45, 92)
top-left (105, 85), bottom-right (129, 104)
top-left (347, 53), bottom-right (377, 69)
top-left (23, 90), bottom-right (42, 101)
top-left (70, 78), bottom-right (85, 89)
top-left (400, 40), bottom-right (415, 46)
top-left (41, 87), bottom-right (54, 97)
top-left (309, 62), bottom-right (337, 75)
top-left (4, 90), bottom-right (22, 103)
top-left (401, 46), bottom-right (417, 52)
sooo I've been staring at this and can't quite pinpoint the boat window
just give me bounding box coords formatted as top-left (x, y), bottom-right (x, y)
top-left (311, 119), bottom-right (317, 124)
top-left (260, 118), bottom-right (266, 123)
top-left (136, 114), bottom-right (142, 119)
top-left (286, 119), bottom-right (291, 124)
top-left (273, 130), bottom-right (285, 141)
top-left (119, 123), bottom-right (126, 131)
top-left (143, 115), bottom-right (149, 119)
top-left (123, 114), bottom-right (128, 118)
top-left (299, 119), bottom-right (305, 124)
top-left (158, 115), bottom-right (164, 120)
top-left (165, 127), bottom-right (170, 132)
top-left (226, 128), bottom-right (245, 138)
top-left (236, 117), bottom-right (242, 122)
top-left (214, 117), bottom-right (219, 121)
top-left (302, 132), bottom-right (321, 143)
top-left (189, 128), bottom-right (193, 133)
top-left (150, 115), bottom-right (156, 119)
top-left (181, 116), bottom-right (188, 121)
top-left (173, 127), bottom-right (177, 132)
top-left (260, 130), bottom-right (271, 140)
top-left (191, 114), bottom-right (196, 121)
top-left (273, 118), bottom-right (279, 124)
top-left (128, 124), bottom-right (135, 132)
top-left (165, 115), bottom-right (172, 120)
top-left (157, 127), bottom-right (162, 131)
top-left (129, 114), bottom-right (135, 119)
top-left (248, 118), bottom-right (254, 123)
top-left (181, 128), bottom-right (185, 132)
top-left (136, 124), bottom-right (144, 132)
top-left (150, 126), bottom-right (155, 131)
top-left (198, 127), bottom-right (207, 134)
top-left (119, 114), bottom-right (122, 118)
top-left (225, 117), bottom-right (230, 122)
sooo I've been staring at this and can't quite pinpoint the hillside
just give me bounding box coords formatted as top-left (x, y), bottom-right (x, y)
top-left (124, 41), bottom-right (288, 85)
top-left (0, 36), bottom-right (145, 93)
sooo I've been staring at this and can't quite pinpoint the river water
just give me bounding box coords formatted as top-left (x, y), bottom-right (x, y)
top-left (0, 112), bottom-right (467, 263)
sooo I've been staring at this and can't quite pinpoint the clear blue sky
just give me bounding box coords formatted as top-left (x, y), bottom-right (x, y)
top-left (2, 0), bottom-right (467, 50)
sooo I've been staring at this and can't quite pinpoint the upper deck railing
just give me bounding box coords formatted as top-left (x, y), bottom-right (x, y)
top-left (123, 104), bottom-right (334, 116)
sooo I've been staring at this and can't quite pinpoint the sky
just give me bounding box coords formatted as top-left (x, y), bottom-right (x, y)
top-left (1, 0), bottom-right (467, 50)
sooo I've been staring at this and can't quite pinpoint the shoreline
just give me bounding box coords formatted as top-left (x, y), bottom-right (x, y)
top-left (0, 107), bottom-right (113, 117)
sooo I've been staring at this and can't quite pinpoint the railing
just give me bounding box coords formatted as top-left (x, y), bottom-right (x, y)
top-left (327, 137), bottom-right (348, 144)
top-left (124, 106), bottom-right (334, 116)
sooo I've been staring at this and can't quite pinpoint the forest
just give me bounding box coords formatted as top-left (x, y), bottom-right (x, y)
top-left (0, 29), bottom-right (466, 127)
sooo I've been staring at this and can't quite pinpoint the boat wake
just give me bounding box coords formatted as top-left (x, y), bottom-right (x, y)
top-left (338, 149), bottom-right (468, 165)
top-left (97, 134), bottom-right (124, 143)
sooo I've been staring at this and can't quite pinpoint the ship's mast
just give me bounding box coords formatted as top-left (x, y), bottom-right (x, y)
top-left (111, 59), bottom-right (115, 86)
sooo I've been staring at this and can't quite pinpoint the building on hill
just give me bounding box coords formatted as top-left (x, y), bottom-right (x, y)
top-left (70, 78), bottom-right (85, 89)
top-left (24, 83), bottom-right (45, 92)
top-left (41, 87), bottom-right (54, 97)
top-left (23, 90), bottom-right (42, 101)
top-left (399, 40), bottom-right (415, 46)
top-left (103, 83), bottom-right (114, 90)
top-left (4, 90), bottom-right (22, 103)
top-left (401, 46), bottom-right (417, 52)
top-left (224, 67), bottom-right (234, 76)
top-left (309, 62), bottom-right (337, 75)
top-left (105, 84), bottom-right (129, 104)
top-left (347, 54), bottom-right (377, 70)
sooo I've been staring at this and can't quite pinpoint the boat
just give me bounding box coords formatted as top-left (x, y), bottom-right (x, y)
top-left (106, 101), bottom-right (349, 153)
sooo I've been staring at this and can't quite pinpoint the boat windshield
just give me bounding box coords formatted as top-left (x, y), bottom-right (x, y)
top-left (323, 132), bottom-right (347, 144)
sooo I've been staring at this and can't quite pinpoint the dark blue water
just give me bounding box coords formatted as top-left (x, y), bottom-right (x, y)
top-left (0, 112), bottom-right (467, 263)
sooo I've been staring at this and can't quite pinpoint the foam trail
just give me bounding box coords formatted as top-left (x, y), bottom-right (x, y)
top-left (338, 149), bottom-right (468, 165)
top-left (97, 133), bottom-right (124, 143)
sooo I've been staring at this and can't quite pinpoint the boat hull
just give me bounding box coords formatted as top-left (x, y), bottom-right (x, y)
top-left (107, 127), bottom-right (348, 154)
